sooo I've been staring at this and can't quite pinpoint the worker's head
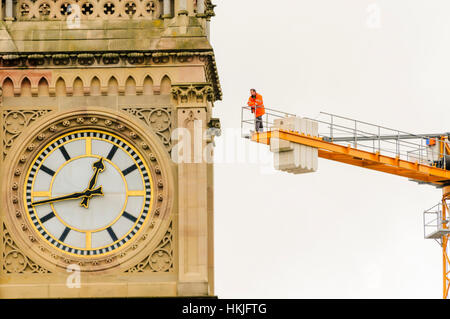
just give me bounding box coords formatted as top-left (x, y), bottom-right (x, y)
top-left (250, 88), bottom-right (256, 97)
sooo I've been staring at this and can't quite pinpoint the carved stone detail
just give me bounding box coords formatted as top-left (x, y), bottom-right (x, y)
top-left (0, 51), bottom-right (223, 101)
top-left (16, 0), bottom-right (160, 21)
top-left (171, 83), bottom-right (214, 104)
top-left (2, 109), bottom-right (52, 159)
top-left (125, 221), bottom-right (173, 273)
top-left (122, 107), bottom-right (172, 151)
top-left (2, 223), bottom-right (50, 274)
top-left (205, 0), bottom-right (216, 18)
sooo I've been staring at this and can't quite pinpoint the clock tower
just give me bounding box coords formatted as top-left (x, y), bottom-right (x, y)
top-left (0, 0), bottom-right (221, 298)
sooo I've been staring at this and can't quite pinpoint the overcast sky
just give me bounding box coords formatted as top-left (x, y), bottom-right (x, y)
top-left (210, 0), bottom-right (450, 298)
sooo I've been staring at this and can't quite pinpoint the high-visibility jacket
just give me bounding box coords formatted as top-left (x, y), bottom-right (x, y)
top-left (247, 93), bottom-right (265, 118)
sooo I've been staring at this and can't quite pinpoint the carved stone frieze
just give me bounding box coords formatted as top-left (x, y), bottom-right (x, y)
top-left (16, 0), bottom-right (160, 21)
top-left (125, 221), bottom-right (174, 273)
top-left (0, 51), bottom-right (223, 101)
top-left (171, 83), bottom-right (214, 104)
top-left (2, 109), bottom-right (52, 160)
top-left (2, 223), bottom-right (50, 274)
top-left (121, 107), bottom-right (172, 151)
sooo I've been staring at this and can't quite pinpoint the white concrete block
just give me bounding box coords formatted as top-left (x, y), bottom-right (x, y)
top-left (270, 116), bottom-right (319, 175)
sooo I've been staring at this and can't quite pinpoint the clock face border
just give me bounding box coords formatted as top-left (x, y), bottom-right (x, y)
top-left (3, 108), bottom-right (174, 273)
top-left (24, 130), bottom-right (153, 257)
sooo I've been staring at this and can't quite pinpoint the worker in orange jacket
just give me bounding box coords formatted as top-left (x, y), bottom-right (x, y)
top-left (247, 88), bottom-right (265, 132)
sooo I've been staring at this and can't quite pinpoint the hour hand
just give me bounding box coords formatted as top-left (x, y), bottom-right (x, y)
top-left (80, 158), bottom-right (105, 208)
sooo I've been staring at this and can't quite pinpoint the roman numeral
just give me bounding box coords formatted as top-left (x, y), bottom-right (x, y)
top-left (59, 145), bottom-right (71, 161)
top-left (40, 211), bottom-right (55, 223)
top-left (122, 211), bottom-right (137, 223)
top-left (59, 227), bottom-right (71, 242)
top-left (106, 227), bottom-right (118, 242)
top-left (86, 232), bottom-right (91, 250)
top-left (122, 164), bottom-right (138, 176)
top-left (106, 145), bottom-right (118, 160)
top-left (40, 165), bottom-right (55, 176)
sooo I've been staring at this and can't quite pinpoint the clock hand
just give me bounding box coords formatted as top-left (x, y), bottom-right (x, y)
top-left (80, 158), bottom-right (106, 208)
top-left (31, 186), bottom-right (104, 206)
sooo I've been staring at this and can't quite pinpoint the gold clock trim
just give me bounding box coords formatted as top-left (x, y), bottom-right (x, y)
top-left (23, 129), bottom-right (155, 258)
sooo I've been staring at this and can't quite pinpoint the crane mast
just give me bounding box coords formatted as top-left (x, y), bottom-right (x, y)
top-left (242, 107), bottom-right (450, 298)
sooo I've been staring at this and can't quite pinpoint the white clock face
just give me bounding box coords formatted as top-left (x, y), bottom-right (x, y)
top-left (24, 130), bottom-right (152, 257)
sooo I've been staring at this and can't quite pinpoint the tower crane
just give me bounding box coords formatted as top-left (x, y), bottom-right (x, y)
top-left (242, 107), bottom-right (450, 298)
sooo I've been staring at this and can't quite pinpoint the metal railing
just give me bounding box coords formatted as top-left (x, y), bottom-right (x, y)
top-left (424, 202), bottom-right (450, 241)
top-left (241, 108), bottom-right (450, 170)
top-left (241, 106), bottom-right (295, 138)
top-left (307, 112), bottom-right (450, 170)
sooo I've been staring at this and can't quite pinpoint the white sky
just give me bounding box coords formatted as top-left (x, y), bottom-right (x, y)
top-left (211, 0), bottom-right (450, 298)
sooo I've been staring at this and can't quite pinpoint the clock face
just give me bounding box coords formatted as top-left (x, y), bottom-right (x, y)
top-left (23, 130), bottom-right (153, 257)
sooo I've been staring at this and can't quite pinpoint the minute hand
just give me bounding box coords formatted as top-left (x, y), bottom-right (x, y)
top-left (31, 187), bottom-right (104, 206)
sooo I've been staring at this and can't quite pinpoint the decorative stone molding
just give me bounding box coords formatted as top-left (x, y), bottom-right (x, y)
top-left (125, 221), bottom-right (174, 273)
top-left (2, 109), bottom-right (53, 160)
top-left (52, 54), bottom-right (71, 66)
top-left (2, 55), bottom-right (21, 67)
top-left (205, 0), bottom-right (216, 18)
top-left (27, 54), bottom-right (45, 66)
top-left (16, 0), bottom-right (160, 21)
top-left (2, 223), bottom-right (50, 274)
top-left (102, 53), bottom-right (120, 65)
top-left (122, 107), bottom-right (172, 152)
top-left (0, 51), bottom-right (222, 101)
top-left (77, 53), bottom-right (95, 66)
top-left (171, 83), bottom-right (214, 104)
top-left (127, 52), bottom-right (145, 64)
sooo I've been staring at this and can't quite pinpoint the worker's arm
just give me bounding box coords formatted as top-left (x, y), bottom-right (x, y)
top-left (248, 97), bottom-right (255, 113)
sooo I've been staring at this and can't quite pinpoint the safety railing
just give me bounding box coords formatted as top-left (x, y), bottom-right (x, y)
top-left (424, 202), bottom-right (450, 241)
top-left (307, 112), bottom-right (450, 170)
top-left (241, 106), bottom-right (295, 138)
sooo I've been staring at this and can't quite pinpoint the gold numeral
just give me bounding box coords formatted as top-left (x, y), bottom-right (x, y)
top-left (32, 191), bottom-right (51, 197)
top-left (86, 232), bottom-right (91, 249)
top-left (127, 190), bottom-right (145, 196)
top-left (86, 137), bottom-right (92, 155)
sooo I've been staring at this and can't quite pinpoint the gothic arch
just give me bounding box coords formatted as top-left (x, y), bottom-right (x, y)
top-left (107, 76), bottom-right (119, 96)
top-left (125, 76), bottom-right (136, 96)
top-left (2, 77), bottom-right (14, 97)
top-left (20, 77), bottom-right (32, 97)
top-left (38, 77), bottom-right (50, 97)
top-left (90, 76), bottom-right (101, 96)
top-left (55, 77), bottom-right (66, 97)
top-left (73, 77), bottom-right (84, 96)
top-left (143, 75), bottom-right (154, 95)
top-left (160, 75), bottom-right (171, 95)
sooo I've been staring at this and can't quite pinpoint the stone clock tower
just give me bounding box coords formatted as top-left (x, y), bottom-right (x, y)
top-left (0, 0), bottom-right (221, 298)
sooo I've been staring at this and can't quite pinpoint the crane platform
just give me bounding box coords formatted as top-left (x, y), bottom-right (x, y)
top-left (252, 129), bottom-right (450, 187)
top-left (242, 108), bottom-right (450, 187)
